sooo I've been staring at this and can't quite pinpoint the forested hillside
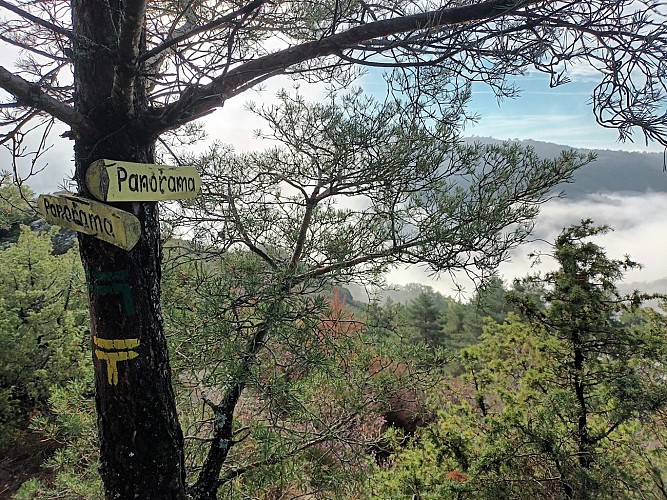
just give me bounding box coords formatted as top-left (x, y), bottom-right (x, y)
top-left (2, 133), bottom-right (667, 499)
top-left (468, 137), bottom-right (666, 198)
top-left (1, 0), bottom-right (666, 497)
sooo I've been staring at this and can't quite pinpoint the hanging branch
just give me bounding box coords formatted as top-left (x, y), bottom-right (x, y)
top-left (0, 66), bottom-right (97, 137)
top-left (0, 0), bottom-right (74, 40)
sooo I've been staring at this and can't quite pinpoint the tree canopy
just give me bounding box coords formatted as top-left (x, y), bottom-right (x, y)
top-left (159, 87), bottom-right (590, 496)
top-left (0, 1), bottom-right (666, 155)
top-left (0, 225), bottom-right (88, 450)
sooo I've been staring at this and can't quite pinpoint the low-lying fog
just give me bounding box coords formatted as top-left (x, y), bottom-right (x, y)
top-left (386, 192), bottom-right (667, 299)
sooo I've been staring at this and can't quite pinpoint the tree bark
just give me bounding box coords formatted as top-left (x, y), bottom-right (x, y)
top-left (71, 1), bottom-right (186, 497)
top-left (75, 137), bottom-right (186, 500)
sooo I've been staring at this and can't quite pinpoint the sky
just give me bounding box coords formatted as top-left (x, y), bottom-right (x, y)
top-left (10, 70), bottom-right (662, 191)
top-left (2, 64), bottom-right (666, 297)
top-left (466, 78), bottom-right (665, 153)
top-left (195, 69), bottom-right (666, 155)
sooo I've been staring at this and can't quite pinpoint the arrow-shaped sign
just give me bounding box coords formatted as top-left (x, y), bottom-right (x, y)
top-left (38, 193), bottom-right (141, 251)
top-left (86, 159), bottom-right (201, 202)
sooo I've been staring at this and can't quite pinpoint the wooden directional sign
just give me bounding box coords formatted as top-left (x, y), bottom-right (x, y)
top-left (86, 159), bottom-right (201, 202)
top-left (38, 194), bottom-right (141, 251)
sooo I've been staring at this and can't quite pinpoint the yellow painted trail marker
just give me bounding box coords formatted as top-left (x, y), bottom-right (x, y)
top-left (38, 193), bottom-right (141, 251)
top-left (94, 336), bottom-right (140, 385)
top-left (86, 159), bottom-right (201, 202)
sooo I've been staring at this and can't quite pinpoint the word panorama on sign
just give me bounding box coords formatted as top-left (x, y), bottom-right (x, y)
top-left (38, 193), bottom-right (141, 251)
top-left (86, 159), bottom-right (201, 202)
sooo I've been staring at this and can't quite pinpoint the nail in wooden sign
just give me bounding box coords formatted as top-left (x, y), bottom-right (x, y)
top-left (86, 159), bottom-right (201, 202)
top-left (38, 193), bottom-right (141, 251)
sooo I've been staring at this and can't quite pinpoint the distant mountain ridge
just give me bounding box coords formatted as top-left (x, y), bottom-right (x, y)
top-left (466, 137), bottom-right (666, 199)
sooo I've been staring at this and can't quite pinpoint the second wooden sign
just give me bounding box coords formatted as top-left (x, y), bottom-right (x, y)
top-left (38, 193), bottom-right (141, 251)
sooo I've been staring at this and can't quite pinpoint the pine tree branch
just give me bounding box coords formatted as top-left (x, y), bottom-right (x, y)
top-left (0, 0), bottom-right (74, 40)
top-left (138, 0), bottom-right (270, 64)
top-left (0, 33), bottom-right (67, 61)
top-left (152, 0), bottom-right (537, 133)
top-left (217, 429), bottom-right (345, 486)
top-left (0, 66), bottom-right (97, 137)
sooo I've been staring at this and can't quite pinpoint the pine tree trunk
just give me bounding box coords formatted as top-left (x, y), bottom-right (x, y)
top-left (75, 138), bottom-right (186, 499)
top-left (71, 1), bottom-right (186, 497)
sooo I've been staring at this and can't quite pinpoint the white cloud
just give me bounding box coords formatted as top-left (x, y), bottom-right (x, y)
top-left (0, 122), bottom-right (75, 194)
top-left (388, 193), bottom-right (667, 298)
top-left (198, 76), bottom-right (332, 153)
top-left (518, 194), bottom-right (667, 284)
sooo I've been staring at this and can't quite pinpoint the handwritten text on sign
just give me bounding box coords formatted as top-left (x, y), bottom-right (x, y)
top-left (38, 194), bottom-right (141, 251)
top-left (86, 159), bottom-right (201, 202)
